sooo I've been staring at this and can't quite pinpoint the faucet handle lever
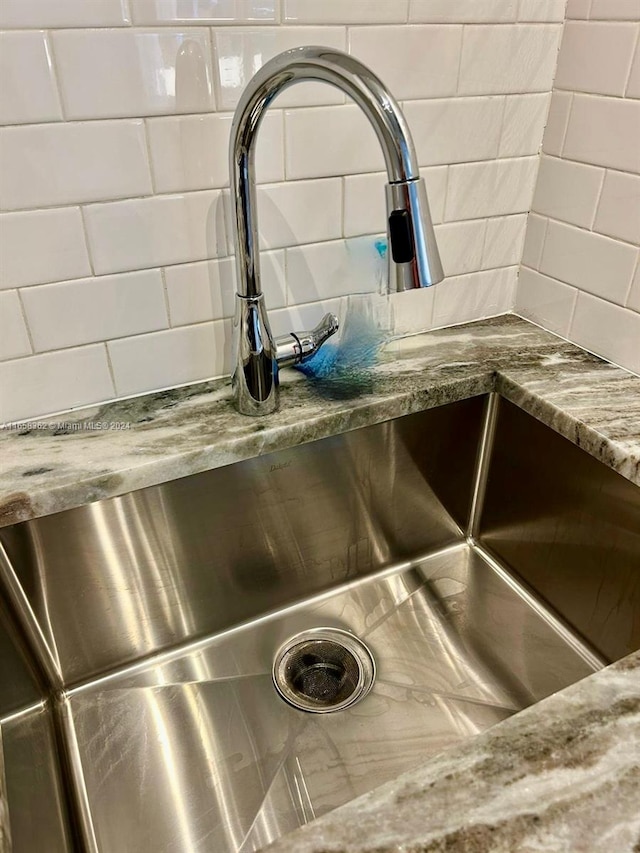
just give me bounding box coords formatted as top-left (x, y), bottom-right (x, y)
top-left (275, 313), bottom-right (339, 368)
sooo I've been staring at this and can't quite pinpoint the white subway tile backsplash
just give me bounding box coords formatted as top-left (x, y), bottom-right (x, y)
top-left (563, 94), bottom-right (640, 173)
top-left (108, 319), bottom-right (231, 396)
top-left (517, 0), bottom-right (567, 22)
top-left (499, 93), bottom-right (551, 157)
top-left (521, 213), bottom-right (548, 268)
top-left (565, 0), bottom-right (592, 18)
top-left (21, 270), bottom-right (168, 351)
top-left (284, 0), bottom-right (408, 24)
top-left (0, 208), bottom-right (91, 289)
top-left (409, 0), bottom-right (517, 23)
top-left (84, 190), bottom-right (227, 275)
top-left (284, 105), bottom-right (385, 179)
top-left (446, 157), bottom-right (539, 221)
top-left (589, 0), bottom-right (640, 20)
top-left (213, 27), bottom-right (346, 111)
top-left (0, 121), bottom-right (152, 211)
top-left (403, 97), bottom-right (504, 167)
top-left (515, 267), bottom-right (578, 335)
top-left (53, 29), bottom-right (214, 120)
top-left (165, 250), bottom-right (286, 326)
top-left (570, 292), bottom-right (640, 373)
top-left (349, 26), bottom-right (462, 101)
top-left (257, 178), bottom-right (342, 249)
top-left (287, 238), bottom-right (384, 304)
top-left (0, 0), bottom-right (130, 29)
top-left (131, 0), bottom-right (278, 25)
top-left (458, 24), bottom-right (562, 95)
top-left (594, 170), bottom-right (640, 246)
top-left (432, 266), bottom-right (518, 328)
top-left (542, 91), bottom-right (572, 156)
top-left (532, 155), bottom-right (604, 228)
top-left (555, 22), bottom-right (638, 97)
top-left (540, 220), bottom-right (638, 304)
top-left (0, 32), bottom-right (62, 125)
top-left (628, 262), bottom-right (640, 311)
top-left (435, 219), bottom-right (487, 277)
top-left (0, 345), bottom-right (115, 423)
top-left (0, 291), bottom-right (31, 360)
top-left (146, 111), bottom-right (283, 193)
top-left (482, 214), bottom-right (528, 269)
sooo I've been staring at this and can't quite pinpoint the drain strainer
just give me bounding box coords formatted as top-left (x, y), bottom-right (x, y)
top-left (272, 627), bottom-right (376, 713)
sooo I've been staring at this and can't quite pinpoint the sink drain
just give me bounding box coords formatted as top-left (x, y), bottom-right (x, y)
top-left (272, 627), bottom-right (376, 713)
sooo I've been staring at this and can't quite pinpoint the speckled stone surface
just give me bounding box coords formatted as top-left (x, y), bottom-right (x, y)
top-left (1, 315), bottom-right (639, 528)
top-left (264, 651), bottom-right (640, 853)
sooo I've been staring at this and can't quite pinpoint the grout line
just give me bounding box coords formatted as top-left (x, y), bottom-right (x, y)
top-left (15, 289), bottom-right (36, 355)
top-left (589, 166), bottom-right (607, 230)
top-left (103, 342), bottom-right (118, 395)
top-left (78, 206), bottom-right (96, 276)
top-left (531, 206), bottom-right (640, 250)
top-left (624, 23), bottom-right (640, 97)
top-left (160, 267), bottom-right (172, 327)
top-left (43, 30), bottom-right (66, 122)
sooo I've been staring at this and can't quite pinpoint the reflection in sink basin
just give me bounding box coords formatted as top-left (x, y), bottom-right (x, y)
top-left (0, 394), bottom-right (638, 852)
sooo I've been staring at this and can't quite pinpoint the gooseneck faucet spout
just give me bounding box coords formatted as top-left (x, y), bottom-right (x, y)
top-left (229, 46), bottom-right (444, 415)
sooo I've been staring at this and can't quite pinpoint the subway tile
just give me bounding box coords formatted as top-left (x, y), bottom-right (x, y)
top-left (403, 97), bottom-right (504, 167)
top-left (349, 26), bottom-right (462, 101)
top-left (627, 261), bottom-right (640, 311)
top-left (0, 291), bottom-right (31, 360)
top-left (499, 93), bottom-right (551, 157)
top-left (257, 178), bottom-right (342, 249)
top-left (521, 213), bottom-right (549, 269)
top-left (594, 170), bottom-right (640, 246)
top-left (532, 156), bottom-right (604, 228)
top-left (589, 0), bottom-right (640, 20)
top-left (0, 121), bottom-right (152, 211)
top-left (0, 208), bottom-right (91, 289)
top-left (445, 157), bottom-right (539, 222)
top-left (21, 270), bottom-right (168, 352)
top-left (515, 267), bottom-right (578, 335)
top-left (570, 292), bottom-right (640, 373)
top-left (458, 24), bottom-right (562, 95)
top-left (542, 91), bottom-right (572, 156)
top-left (165, 250), bottom-right (286, 326)
top-left (555, 22), bottom-right (638, 96)
top-left (131, 0), bottom-right (278, 25)
top-left (343, 166), bottom-right (447, 237)
top-left (563, 94), bottom-right (640, 173)
top-left (0, 0), bottom-right (130, 28)
top-left (283, 0), bottom-right (409, 24)
top-left (286, 238), bottom-right (384, 304)
top-left (390, 287), bottom-right (435, 335)
top-left (147, 111), bottom-right (283, 193)
top-left (0, 345), bottom-right (114, 423)
top-left (482, 213), bottom-right (528, 269)
top-left (52, 29), bottom-right (214, 120)
top-left (213, 28), bottom-right (346, 110)
top-left (409, 0), bottom-right (517, 22)
top-left (434, 219), bottom-right (487, 277)
top-left (432, 266), bottom-right (518, 328)
top-left (84, 190), bottom-right (227, 275)
top-left (540, 220), bottom-right (638, 304)
top-left (517, 0), bottom-right (567, 21)
top-left (0, 32), bottom-right (62, 125)
top-left (565, 0), bottom-right (592, 18)
top-left (285, 105), bottom-right (386, 179)
top-left (626, 41), bottom-right (640, 99)
top-left (108, 320), bottom-right (231, 396)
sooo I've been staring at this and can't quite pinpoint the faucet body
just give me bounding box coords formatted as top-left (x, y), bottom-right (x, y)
top-left (230, 46), bottom-right (444, 416)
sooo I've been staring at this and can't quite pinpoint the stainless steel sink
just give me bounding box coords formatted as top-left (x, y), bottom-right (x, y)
top-left (0, 393), bottom-right (638, 852)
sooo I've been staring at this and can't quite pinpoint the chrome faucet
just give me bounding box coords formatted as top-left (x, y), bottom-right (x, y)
top-left (229, 46), bottom-right (444, 416)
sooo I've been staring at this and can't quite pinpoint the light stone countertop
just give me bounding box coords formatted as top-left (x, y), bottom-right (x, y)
top-left (1, 314), bottom-right (639, 528)
top-left (0, 313), bottom-right (639, 851)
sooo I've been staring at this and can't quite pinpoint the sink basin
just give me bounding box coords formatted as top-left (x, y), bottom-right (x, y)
top-left (0, 393), bottom-right (638, 852)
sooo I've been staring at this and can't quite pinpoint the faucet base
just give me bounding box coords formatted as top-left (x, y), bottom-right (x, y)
top-left (232, 294), bottom-right (278, 416)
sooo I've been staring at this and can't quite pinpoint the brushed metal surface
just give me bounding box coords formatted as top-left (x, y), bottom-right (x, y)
top-left (0, 704), bottom-right (72, 853)
top-left (0, 397), bottom-right (484, 686)
top-left (480, 398), bottom-right (640, 663)
top-left (64, 545), bottom-right (597, 853)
